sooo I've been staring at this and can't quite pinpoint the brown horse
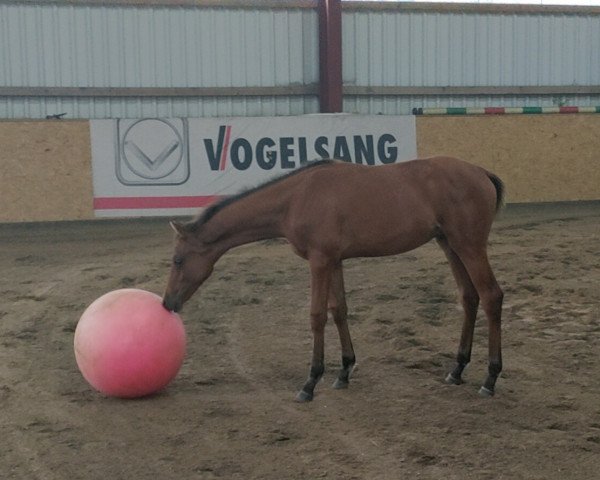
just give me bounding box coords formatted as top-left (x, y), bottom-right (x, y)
top-left (163, 157), bottom-right (504, 401)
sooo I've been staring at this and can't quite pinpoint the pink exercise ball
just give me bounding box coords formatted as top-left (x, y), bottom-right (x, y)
top-left (74, 288), bottom-right (186, 398)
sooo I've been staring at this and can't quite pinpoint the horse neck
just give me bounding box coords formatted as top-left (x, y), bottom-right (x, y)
top-left (201, 186), bottom-right (288, 253)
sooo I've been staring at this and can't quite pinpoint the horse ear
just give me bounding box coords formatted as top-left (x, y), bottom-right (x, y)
top-left (169, 220), bottom-right (187, 237)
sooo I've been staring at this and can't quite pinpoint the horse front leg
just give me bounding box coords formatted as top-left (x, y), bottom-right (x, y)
top-left (329, 262), bottom-right (356, 390)
top-left (295, 255), bottom-right (332, 402)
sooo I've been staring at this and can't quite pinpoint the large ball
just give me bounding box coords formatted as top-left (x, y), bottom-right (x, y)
top-left (74, 288), bottom-right (186, 398)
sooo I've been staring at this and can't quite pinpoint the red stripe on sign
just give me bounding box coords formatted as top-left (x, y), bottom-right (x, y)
top-left (94, 196), bottom-right (222, 210)
top-left (219, 125), bottom-right (232, 171)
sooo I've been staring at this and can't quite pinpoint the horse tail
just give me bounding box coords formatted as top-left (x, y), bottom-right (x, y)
top-left (487, 172), bottom-right (505, 213)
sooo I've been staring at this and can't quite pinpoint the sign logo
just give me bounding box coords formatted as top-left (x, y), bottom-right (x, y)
top-left (116, 118), bottom-right (189, 185)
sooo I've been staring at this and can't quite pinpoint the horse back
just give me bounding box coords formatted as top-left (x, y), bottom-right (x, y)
top-left (284, 157), bottom-right (500, 258)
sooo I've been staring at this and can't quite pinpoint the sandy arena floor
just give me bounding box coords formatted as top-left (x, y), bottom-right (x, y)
top-left (1, 202), bottom-right (599, 479)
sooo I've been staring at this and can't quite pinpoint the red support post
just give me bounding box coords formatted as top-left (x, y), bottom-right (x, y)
top-left (319, 0), bottom-right (343, 113)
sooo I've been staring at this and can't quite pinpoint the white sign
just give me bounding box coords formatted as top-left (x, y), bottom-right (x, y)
top-left (90, 114), bottom-right (417, 217)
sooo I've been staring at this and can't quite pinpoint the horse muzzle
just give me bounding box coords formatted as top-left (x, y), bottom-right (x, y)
top-left (162, 294), bottom-right (182, 313)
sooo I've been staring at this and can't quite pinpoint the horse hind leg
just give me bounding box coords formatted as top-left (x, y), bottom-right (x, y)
top-left (328, 262), bottom-right (356, 390)
top-left (437, 237), bottom-right (479, 386)
top-left (451, 244), bottom-right (504, 397)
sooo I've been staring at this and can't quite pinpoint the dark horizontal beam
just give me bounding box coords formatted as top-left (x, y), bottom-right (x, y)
top-left (0, 0), bottom-right (318, 9)
top-left (343, 1), bottom-right (600, 16)
top-left (0, 85), bottom-right (319, 98)
top-left (6, 0), bottom-right (600, 16)
top-left (344, 86), bottom-right (600, 96)
top-left (2, 85), bottom-right (599, 99)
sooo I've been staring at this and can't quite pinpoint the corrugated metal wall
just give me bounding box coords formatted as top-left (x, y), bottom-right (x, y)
top-left (0, 96), bottom-right (320, 119)
top-left (344, 11), bottom-right (600, 87)
top-left (1, 4), bottom-right (318, 88)
top-left (2, 1), bottom-right (600, 119)
top-left (0, 1), bottom-right (319, 118)
top-left (343, 6), bottom-right (600, 113)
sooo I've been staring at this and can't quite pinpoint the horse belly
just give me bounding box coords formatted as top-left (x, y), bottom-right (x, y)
top-left (340, 211), bottom-right (437, 259)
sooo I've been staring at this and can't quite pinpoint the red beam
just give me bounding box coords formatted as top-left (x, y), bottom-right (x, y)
top-left (319, 0), bottom-right (343, 113)
top-left (93, 196), bottom-right (221, 210)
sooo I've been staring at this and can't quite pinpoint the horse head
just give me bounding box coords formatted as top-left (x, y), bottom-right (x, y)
top-left (162, 220), bottom-right (220, 313)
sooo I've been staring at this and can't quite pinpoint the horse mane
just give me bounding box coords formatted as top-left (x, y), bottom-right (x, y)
top-left (189, 159), bottom-right (335, 230)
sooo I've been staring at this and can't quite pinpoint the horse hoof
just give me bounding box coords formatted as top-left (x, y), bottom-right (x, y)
top-left (295, 390), bottom-right (313, 402)
top-left (478, 386), bottom-right (495, 397)
top-left (332, 378), bottom-right (349, 390)
top-left (445, 373), bottom-right (462, 385)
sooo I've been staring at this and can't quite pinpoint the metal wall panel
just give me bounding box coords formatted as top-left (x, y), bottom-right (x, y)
top-left (0, 95), bottom-right (321, 119)
top-left (342, 8), bottom-right (600, 114)
top-left (0, 2), bottom-right (319, 118)
top-left (343, 10), bottom-right (600, 87)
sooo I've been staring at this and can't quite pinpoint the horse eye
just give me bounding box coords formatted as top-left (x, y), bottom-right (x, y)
top-left (173, 256), bottom-right (184, 267)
